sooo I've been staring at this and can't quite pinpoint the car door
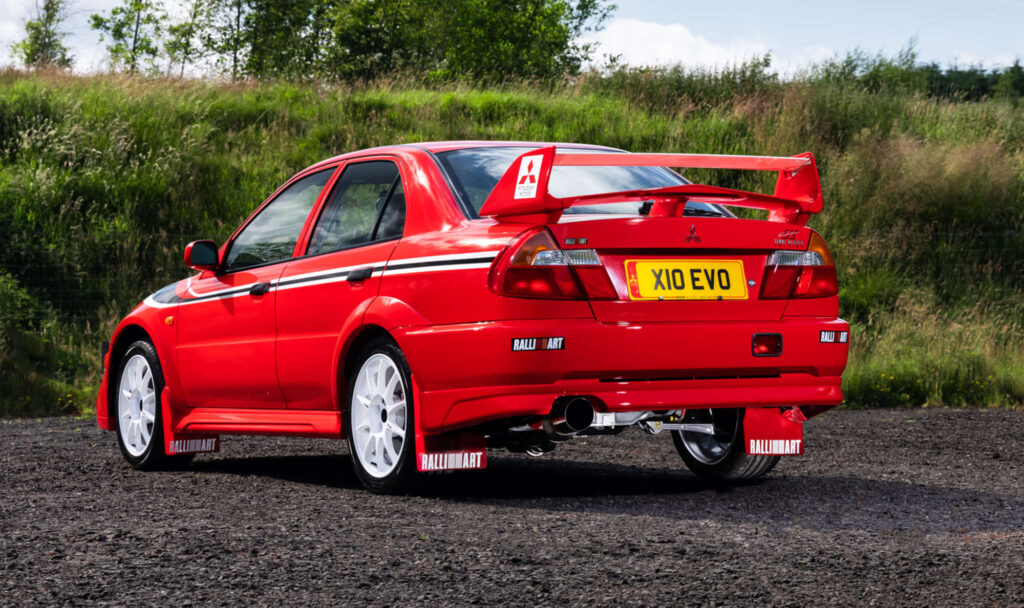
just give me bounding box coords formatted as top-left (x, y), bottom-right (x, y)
top-left (276, 158), bottom-right (407, 410)
top-left (176, 167), bottom-right (337, 408)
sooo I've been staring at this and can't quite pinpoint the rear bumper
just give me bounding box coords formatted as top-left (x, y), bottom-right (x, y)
top-left (396, 317), bottom-right (848, 433)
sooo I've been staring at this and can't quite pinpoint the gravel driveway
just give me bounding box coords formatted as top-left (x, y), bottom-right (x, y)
top-left (2, 408), bottom-right (1022, 606)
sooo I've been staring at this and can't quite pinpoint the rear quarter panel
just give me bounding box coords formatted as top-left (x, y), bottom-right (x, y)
top-left (379, 223), bottom-right (593, 327)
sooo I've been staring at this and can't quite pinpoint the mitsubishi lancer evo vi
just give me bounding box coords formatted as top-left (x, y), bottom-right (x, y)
top-left (96, 141), bottom-right (849, 493)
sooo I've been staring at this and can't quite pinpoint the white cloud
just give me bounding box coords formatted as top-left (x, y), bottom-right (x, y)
top-left (582, 17), bottom-right (838, 76)
top-left (582, 18), bottom-right (767, 69)
top-left (944, 51), bottom-right (1018, 69)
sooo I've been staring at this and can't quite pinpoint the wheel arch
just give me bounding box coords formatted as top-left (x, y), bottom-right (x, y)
top-left (335, 324), bottom-right (400, 416)
top-left (106, 324), bottom-right (153, 431)
top-left (330, 294), bottom-right (426, 415)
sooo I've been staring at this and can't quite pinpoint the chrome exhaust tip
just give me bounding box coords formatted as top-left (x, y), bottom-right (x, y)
top-left (544, 397), bottom-right (595, 437)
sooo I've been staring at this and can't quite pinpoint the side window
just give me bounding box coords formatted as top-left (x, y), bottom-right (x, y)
top-left (308, 161), bottom-right (405, 256)
top-left (224, 168), bottom-right (334, 271)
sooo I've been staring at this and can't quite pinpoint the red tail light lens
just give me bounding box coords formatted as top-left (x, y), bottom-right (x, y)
top-left (760, 266), bottom-right (802, 299)
top-left (795, 265), bottom-right (838, 297)
top-left (489, 227), bottom-right (617, 300)
top-left (760, 232), bottom-right (838, 299)
top-left (499, 266), bottom-right (583, 299)
top-left (573, 266), bottom-right (618, 300)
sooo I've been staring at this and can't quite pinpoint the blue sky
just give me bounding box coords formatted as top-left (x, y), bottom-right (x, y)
top-left (1, 0), bottom-right (1021, 73)
top-left (589, 0), bottom-right (1022, 72)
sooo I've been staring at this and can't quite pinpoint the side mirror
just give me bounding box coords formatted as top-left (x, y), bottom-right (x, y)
top-left (184, 240), bottom-right (220, 272)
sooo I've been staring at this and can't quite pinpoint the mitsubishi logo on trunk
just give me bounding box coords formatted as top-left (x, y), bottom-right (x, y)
top-left (684, 224), bottom-right (701, 243)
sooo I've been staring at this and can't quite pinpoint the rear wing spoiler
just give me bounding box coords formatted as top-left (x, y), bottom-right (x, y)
top-left (478, 146), bottom-right (823, 225)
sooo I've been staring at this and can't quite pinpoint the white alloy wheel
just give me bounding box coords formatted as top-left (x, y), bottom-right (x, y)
top-left (117, 354), bottom-right (158, 457)
top-left (351, 353), bottom-right (408, 479)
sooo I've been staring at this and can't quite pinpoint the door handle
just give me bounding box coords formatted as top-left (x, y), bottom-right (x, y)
top-left (346, 266), bottom-right (373, 282)
top-left (249, 282), bottom-right (272, 296)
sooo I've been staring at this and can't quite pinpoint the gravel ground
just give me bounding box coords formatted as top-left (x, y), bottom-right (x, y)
top-left (2, 408), bottom-right (1023, 607)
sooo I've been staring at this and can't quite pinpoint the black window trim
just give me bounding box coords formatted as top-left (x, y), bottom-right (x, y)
top-left (369, 176), bottom-right (402, 241)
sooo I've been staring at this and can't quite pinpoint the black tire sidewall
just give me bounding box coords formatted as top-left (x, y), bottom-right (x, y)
top-left (672, 409), bottom-right (780, 481)
top-left (114, 340), bottom-right (169, 470)
top-left (345, 339), bottom-right (419, 493)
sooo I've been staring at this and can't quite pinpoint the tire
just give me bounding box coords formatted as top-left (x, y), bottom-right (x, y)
top-left (113, 340), bottom-right (192, 470)
top-left (345, 338), bottom-right (419, 494)
top-left (671, 408), bottom-right (780, 481)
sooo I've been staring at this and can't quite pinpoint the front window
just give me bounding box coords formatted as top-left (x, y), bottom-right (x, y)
top-left (224, 168), bottom-right (335, 271)
top-left (435, 146), bottom-right (727, 217)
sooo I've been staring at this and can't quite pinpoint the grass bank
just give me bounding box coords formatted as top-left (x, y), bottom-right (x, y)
top-left (1, 67), bottom-right (1021, 415)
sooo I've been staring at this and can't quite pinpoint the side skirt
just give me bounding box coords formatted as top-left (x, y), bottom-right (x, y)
top-left (173, 404), bottom-right (343, 438)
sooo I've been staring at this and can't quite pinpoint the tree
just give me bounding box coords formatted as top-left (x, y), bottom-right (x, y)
top-left (326, 0), bottom-right (614, 82)
top-left (993, 61), bottom-right (1024, 103)
top-left (433, 0), bottom-right (614, 82)
top-left (243, 0), bottom-right (328, 80)
top-left (166, 0), bottom-right (211, 77)
top-left (188, 0), bottom-right (613, 82)
top-left (203, 0), bottom-right (250, 80)
top-left (90, 0), bottom-right (166, 73)
top-left (326, 0), bottom-right (429, 81)
top-left (11, 0), bottom-right (74, 69)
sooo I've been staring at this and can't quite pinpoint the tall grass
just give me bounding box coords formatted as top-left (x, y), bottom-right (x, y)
top-left (0, 65), bottom-right (1021, 415)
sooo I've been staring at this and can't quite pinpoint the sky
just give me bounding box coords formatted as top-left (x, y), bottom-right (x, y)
top-left (0, 0), bottom-right (1021, 74)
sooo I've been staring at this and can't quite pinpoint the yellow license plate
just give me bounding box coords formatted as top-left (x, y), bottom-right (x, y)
top-left (625, 259), bottom-right (748, 301)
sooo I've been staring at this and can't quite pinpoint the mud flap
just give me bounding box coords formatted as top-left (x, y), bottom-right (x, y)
top-left (743, 407), bottom-right (804, 456)
top-left (161, 387), bottom-right (219, 455)
top-left (412, 377), bottom-right (487, 472)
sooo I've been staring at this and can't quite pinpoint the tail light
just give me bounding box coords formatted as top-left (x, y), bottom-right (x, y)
top-left (760, 232), bottom-right (838, 299)
top-left (489, 227), bottom-right (617, 300)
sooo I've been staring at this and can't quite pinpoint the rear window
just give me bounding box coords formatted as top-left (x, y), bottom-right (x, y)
top-left (436, 146), bottom-right (727, 218)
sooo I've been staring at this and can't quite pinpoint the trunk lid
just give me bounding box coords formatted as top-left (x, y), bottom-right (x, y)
top-left (549, 216), bottom-right (811, 323)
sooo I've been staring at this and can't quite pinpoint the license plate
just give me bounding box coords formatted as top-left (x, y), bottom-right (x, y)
top-left (625, 259), bottom-right (748, 301)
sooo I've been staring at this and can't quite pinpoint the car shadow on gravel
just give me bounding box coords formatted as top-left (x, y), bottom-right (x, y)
top-left (190, 453), bottom-right (1024, 535)
top-left (189, 452), bottom-right (721, 495)
top-left (191, 454), bottom-right (365, 490)
top-left (449, 458), bottom-right (1024, 534)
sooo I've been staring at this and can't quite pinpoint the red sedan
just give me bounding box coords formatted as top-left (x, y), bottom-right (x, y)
top-left (96, 141), bottom-right (849, 493)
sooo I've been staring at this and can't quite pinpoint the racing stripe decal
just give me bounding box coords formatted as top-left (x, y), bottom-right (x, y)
top-left (381, 250), bottom-right (500, 276)
top-left (142, 251), bottom-right (500, 308)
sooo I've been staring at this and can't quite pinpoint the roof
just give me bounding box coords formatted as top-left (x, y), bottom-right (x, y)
top-left (409, 140), bottom-right (618, 153)
top-left (304, 140), bottom-right (620, 174)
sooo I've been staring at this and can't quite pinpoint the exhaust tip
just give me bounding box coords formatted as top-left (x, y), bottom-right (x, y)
top-left (563, 397), bottom-right (595, 432)
top-left (544, 397), bottom-right (595, 437)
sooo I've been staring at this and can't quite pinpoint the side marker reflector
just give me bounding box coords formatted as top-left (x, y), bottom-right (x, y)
top-left (752, 333), bottom-right (783, 357)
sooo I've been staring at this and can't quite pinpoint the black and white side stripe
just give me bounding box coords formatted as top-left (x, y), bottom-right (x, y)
top-left (378, 251), bottom-right (498, 275)
top-left (143, 250), bottom-right (500, 309)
